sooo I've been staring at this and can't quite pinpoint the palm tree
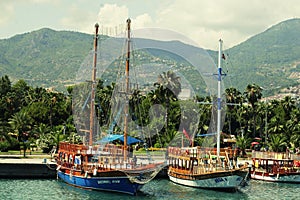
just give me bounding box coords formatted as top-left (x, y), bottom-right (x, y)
top-left (225, 87), bottom-right (243, 107)
top-left (244, 84), bottom-right (262, 108)
top-left (33, 123), bottom-right (51, 152)
top-left (236, 135), bottom-right (251, 157)
top-left (290, 133), bottom-right (300, 150)
top-left (156, 70), bottom-right (181, 98)
top-left (244, 84), bottom-right (262, 138)
top-left (0, 75), bottom-right (12, 97)
top-left (145, 71), bottom-right (182, 146)
top-left (96, 81), bottom-right (114, 126)
top-left (35, 124), bottom-right (67, 153)
top-left (8, 111), bottom-right (33, 157)
top-left (224, 87), bottom-right (243, 135)
top-left (196, 96), bottom-right (212, 136)
top-left (268, 134), bottom-right (287, 152)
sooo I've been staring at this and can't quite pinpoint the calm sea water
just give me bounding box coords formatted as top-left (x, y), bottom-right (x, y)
top-left (0, 178), bottom-right (299, 200)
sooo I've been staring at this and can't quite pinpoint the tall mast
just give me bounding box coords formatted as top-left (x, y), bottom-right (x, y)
top-left (89, 23), bottom-right (99, 146)
top-left (217, 39), bottom-right (223, 158)
top-left (124, 18), bottom-right (131, 159)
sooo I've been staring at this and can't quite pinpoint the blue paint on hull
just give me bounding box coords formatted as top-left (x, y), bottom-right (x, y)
top-left (57, 171), bottom-right (143, 195)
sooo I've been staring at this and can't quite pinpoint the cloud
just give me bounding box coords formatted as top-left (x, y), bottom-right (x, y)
top-left (97, 4), bottom-right (129, 27)
top-left (60, 4), bottom-right (96, 34)
top-left (133, 13), bottom-right (153, 29)
top-left (151, 0), bottom-right (300, 49)
top-left (0, 2), bottom-right (14, 26)
top-left (58, 0), bottom-right (300, 49)
top-left (4, 0), bottom-right (298, 50)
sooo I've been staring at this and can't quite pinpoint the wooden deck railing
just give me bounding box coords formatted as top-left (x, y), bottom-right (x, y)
top-left (252, 151), bottom-right (300, 161)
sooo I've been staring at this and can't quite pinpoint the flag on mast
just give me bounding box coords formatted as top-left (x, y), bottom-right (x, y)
top-left (183, 128), bottom-right (192, 145)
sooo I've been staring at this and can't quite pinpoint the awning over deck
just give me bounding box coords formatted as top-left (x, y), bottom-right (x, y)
top-left (96, 134), bottom-right (142, 145)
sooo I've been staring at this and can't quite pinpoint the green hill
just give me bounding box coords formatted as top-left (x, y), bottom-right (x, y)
top-left (0, 29), bottom-right (93, 90)
top-left (223, 18), bottom-right (300, 95)
top-left (0, 18), bottom-right (300, 96)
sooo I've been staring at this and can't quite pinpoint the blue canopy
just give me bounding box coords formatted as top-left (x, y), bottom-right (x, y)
top-left (197, 132), bottom-right (217, 137)
top-left (97, 134), bottom-right (142, 145)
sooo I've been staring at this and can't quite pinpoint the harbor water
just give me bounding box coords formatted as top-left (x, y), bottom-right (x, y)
top-left (0, 178), bottom-right (299, 200)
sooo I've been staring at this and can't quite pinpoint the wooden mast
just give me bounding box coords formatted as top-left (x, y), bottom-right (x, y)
top-left (89, 23), bottom-right (99, 146)
top-left (124, 18), bottom-right (131, 159)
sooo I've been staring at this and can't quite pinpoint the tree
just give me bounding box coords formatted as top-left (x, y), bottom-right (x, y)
top-left (0, 75), bottom-right (13, 121)
top-left (224, 87), bottom-right (243, 135)
top-left (244, 84), bottom-right (262, 108)
top-left (12, 79), bottom-right (30, 109)
top-left (156, 70), bottom-right (181, 98)
top-left (35, 124), bottom-right (67, 153)
top-left (268, 134), bottom-right (287, 152)
top-left (236, 135), bottom-right (251, 157)
top-left (0, 75), bottom-right (11, 97)
top-left (145, 71), bottom-right (182, 147)
top-left (8, 111), bottom-right (33, 157)
top-left (244, 84), bottom-right (262, 138)
top-left (96, 80), bottom-right (114, 126)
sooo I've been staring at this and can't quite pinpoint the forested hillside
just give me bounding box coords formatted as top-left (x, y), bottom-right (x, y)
top-left (1, 18), bottom-right (300, 96)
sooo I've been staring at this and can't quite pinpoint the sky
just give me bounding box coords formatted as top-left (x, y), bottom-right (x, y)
top-left (1, 0), bottom-right (300, 50)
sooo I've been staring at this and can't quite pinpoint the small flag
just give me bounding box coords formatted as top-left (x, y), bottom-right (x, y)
top-left (222, 53), bottom-right (226, 60)
top-left (183, 128), bottom-right (192, 144)
top-left (183, 128), bottom-right (189, 140)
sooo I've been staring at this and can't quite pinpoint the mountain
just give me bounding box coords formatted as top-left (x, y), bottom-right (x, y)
top-left (0, 28), bottom-right (94, 90)
top-left (0, 18), bottom-right (300, 96)
top-left (224, 18), bottom-right (300, 95)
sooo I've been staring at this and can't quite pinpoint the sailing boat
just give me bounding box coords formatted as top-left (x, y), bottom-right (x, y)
top-left (167, 39), bottom-right (250, 191)
top-left (56, 19), bottom-right (165, 195)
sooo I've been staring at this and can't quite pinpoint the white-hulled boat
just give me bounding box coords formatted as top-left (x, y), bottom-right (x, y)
top-left (251, 151), bottom-right (300, 183)
top-left (168, 146), bottom-right (249, 191)
top-left (167, 39), bottom-right (250, 192)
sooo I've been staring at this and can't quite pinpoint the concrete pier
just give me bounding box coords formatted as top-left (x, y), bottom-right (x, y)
top-left (0, 155), bottom-right (56, 178)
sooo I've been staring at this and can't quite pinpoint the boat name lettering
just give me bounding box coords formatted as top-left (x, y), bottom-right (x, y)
top-left (214, 177), bottom-right (227, 183)
top-left (112, 180), bottom-right (120, 184)
top-left (97, 180), bottom-right (111, 184)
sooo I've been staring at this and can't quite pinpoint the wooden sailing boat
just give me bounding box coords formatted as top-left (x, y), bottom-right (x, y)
top-left (167, 39), bottom-right (250, 191)
top-left (251, 149), bottom-right (300, 183)
top-left (56, 19), bottom-right (165, 195)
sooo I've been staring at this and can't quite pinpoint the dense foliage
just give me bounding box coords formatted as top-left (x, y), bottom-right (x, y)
top-left (0, 74), bottom-right (299, 157)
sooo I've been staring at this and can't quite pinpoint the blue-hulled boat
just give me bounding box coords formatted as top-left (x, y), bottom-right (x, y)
top-left (56, 19), bottom-right (165, 195)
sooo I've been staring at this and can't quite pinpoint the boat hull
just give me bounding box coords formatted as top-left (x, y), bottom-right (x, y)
top-left (168, 169), bottom-right (249, 191)
top-left (57, 170), bottom-right (143, 195)
top-left (251, 172), bottom-right (300, 183)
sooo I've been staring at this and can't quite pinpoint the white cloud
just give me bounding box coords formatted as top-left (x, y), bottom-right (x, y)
top-left (0, 2), bottom-right (14, 26)
top-left (60, 4), bottom-right (96, 35)
top-left (97, 4), bottom-right (129, 27)
top-left (149, 0), bottom-right (300, 49)
top-left (2, 0), bottom-right (300, 50)
top-left (55, 0), bottom-right (300, 49)
top-left (132, 13), bottom-right (153, 29)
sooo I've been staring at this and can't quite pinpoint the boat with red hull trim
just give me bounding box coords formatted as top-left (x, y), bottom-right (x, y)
top-left (56, 19), bottom-right (165, 195)
top-left (167, 40), bottom-right (250, 192)
top-left (251, 151), bottom-right (300, 183)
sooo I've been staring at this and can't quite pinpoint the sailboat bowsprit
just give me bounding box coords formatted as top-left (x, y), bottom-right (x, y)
top-left (56, 19), bottom-right (165, 195)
